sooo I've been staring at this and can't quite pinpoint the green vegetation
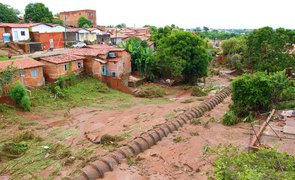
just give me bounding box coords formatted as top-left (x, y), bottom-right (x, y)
top-left (9, 82), bottom-right (32, 111)
top-left (0, 3), bottom-right (19, 23)
top-left (137, 84), bottom-right (166, 98)
top-left (155, 31), bottom-right (210, 83)
top-left (173, 136), bottom-right (183, 143)
top-left (190, 118), bottom-right (202, 125)
top-left (24, 3), bottom-right (53, 23)
top-left (31, 77), bottom-right (132, 112)
top-left (121, 37), bottom-right (155, 80)
top-left (191, 86), bottom-right (207, 97)
top-left (0, 63), bottom-right (18, 95)
top-left (221, 110), bottom-right (239, 126)
top-left (204, 145), bottom-right (295, 180)
top-left (78, 16), bottom-right (92, 28)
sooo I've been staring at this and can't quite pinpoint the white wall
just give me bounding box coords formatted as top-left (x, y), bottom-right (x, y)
top-left (11, 28), bottom-right (30, 42)
top-left (91, 29), bottom-right (102, 35)
top-left (78, 29), bottom-right (90, 34)
top-left (31, 24), bottom-right (53, 33)
top-left (52, 26), bottom-right (66, 32)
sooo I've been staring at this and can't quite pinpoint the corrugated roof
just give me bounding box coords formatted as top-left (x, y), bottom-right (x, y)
top-left (0, 58), bottom-right (44, 71)
top-left (40, 54), bottom-right (85, 64)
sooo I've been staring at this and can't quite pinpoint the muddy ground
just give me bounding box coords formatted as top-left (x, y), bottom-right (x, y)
top-left (1, 73), bottom-right (292, 179)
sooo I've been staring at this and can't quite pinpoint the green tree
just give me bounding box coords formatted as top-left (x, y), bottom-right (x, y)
top-left (77, 16), bottom-right (92, 28)
top-left (52, 18), bottom-right (63, 25)
top-left (121, 37), bottom-right (156, 79)
top-left (0, 3), bottom-right (19, 23)
top-left (150, 25), bottom-right (181, 47)
top-left (116, 23), bottom-right (126, 28)
top-left (221, 37), bottom-right (246, 56)
top-left (245, 27), bottom-right (295, 73)
top-left (155, 31), bottom-right (210, 82)
top-left (24, 3), bottom-right (53, 23)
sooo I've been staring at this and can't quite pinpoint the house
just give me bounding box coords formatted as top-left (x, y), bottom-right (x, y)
top-left (60, 9), bottom-right (96, 27)
top-left (110, 33), bottom-right (128, 45)
top-left (28, 23), bottom-right (53, 33)
top-left (69, 45), bottom-right (131, 80)
top-left (40, 54), bottom-right (85, 81)
top-left (0, 23), bottom-right (30, 42)
top-left (65, 28), bottom-right (95, 43)
top-left (46, 24), bottom-right (66, 32)
top-left (0, 58), bottom-right (45, 87)
top-left (30, 31), bottom-right (64, 50)
top-left (87, 28), bottom-right (102, 35)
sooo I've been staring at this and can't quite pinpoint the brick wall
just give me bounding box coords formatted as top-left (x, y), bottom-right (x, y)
top-left (60, 10), bottom-right (96, 27)
top-left (40, 60), bottom-right (84, 81)
top-left (0, 27), bottom-right (5, 41)
top-left (18, 67), bottom-right (45, 87)
top-left (31, 32), bottom-right (64, 50)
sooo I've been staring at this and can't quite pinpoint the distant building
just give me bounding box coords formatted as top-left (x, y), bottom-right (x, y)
top-left (60, 9), bottom-right (97, 27)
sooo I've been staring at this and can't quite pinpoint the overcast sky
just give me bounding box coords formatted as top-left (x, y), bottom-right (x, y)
top-left (1, 0), bottom-right (294, 29)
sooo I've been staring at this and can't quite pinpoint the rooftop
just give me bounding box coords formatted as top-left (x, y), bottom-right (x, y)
top-left (0, 23), bottom-right (41, 28)
top-left (0, 58), bottom-right (44, 71)
top-left (40, 54), bottom-right (85, 64)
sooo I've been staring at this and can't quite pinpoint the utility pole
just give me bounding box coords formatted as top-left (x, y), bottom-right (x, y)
top-left (64, 16), bottom-right (67, 48)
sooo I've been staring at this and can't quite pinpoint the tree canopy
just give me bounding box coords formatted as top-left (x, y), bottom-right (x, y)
top-left (121, 37), bottom-right (156, 80)
top-left (0, 3), bottom-right (19, 23)
top-left (116, 23), bottom-right (126, 28)
top-left (245, 27), bottom-right (295, 73)
top-left (77, 17), bottom-right (92, 28)
top-left (52, 18), bottom-right (63, 25)
top-left (221, 37), bottom-right (247, 56)
top-left (155, 31), bottom-right (210, 82)
top-left (24, 3), bottom-right (53, 23)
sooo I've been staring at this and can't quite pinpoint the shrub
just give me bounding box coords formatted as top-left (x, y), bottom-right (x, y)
top-left (9, 82), bottom-right (27, 103)
top-left (13, 131), bottom-right (35, 142)
top-left (1, 142), bottom-right (28, 157)
top-left (221, 110), bottom-right (239, 126)
top-left (204, 145), bottom-right (295, 180)
top-left (231, 71), bottom-right (289, 116)
top-left (54, 85), bottom-right (65, 98)
top-left (137, 84), bottom-right (165, 98)
top-left (191, 86), bottom-right (207, 97)
top-left (9, 82), bottom-right (31, 111)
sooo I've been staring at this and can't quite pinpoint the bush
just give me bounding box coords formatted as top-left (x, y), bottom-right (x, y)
top-left (20, 96), bottom-right (31, 111)
top-left (9, 82), bottom-right (31, 111)
top-left (9, 82), bottom-right (27, 103)
top-left (1, 142), bottom-right (28, 158)
top-left (191, 86), bottom-right (207, 97)
top-left (231, 71), bottom-right (289, 116)
top-left (205, 145), bottom-right (295, 180)
top-left (137, 84), bottom-right (166, 98)
top-left (13, 131), bottom-right (35, 142)
top-left (221, 110), bottom-right (239, 126)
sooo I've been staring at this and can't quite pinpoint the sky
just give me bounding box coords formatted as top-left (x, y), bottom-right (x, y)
top-left (1, 0), bottom-right (295, 29)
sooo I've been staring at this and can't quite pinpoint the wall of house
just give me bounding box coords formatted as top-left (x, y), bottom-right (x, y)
top-left (31, 32), bottom-right (64, 50)
top-left (0, 27), bottom-right (5, 42)
top-left (30, 24), bottom-right (53, 33)
top-left (52, 26), bottom-right (66, 32)
top-left (101, 75), bottom-right (132, 94)
top-left (79, 33), bottom-right (96, 42)
top-left (17, 67), bottom-right (45, 87)
top-left (40, 60), bottom-right (84, 81)
top-left (10, 28), bottom-right (30, 42)
top-left (64, 32), bottom-right (78, 42)
top-left (106, 51), bottom-right (131, 78)
top-left (60, 10), bottom-right (97, 27)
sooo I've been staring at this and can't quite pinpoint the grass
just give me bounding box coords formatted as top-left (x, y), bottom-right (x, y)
top-left (173, 136), bottom-right (183, 143)
top-left (190, 118), bottom-right (202, 125)
top-left (137, 84), bottom-right (166, 98)
top-left (48, 128), bottom-right (79, 141)
top-left (31, 77), bottom-right (134, 112)
top-left (0, 57), bottom-right (15, 61)
top-left (139, 97), bottom-right (171, 105)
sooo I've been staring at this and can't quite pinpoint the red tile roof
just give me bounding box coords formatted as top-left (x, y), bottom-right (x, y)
top-left (68, 48), bottom-right (109, 56)
top-left (40, 54), bottom-right (85, 64)
top-left (87, 45), bottom-right (125, 51)
top-left (108, 57), bottom-right (121, 62)
top-left (0, 58), bottom-right (44, 71)
top-left (0, 23), bottom-right (41, 28)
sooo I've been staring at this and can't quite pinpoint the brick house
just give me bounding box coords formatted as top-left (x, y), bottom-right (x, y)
top-left (60, 9), bottom-right (96, 27)
top-left (40, 54), bottom-right (85, 81)
top-left (69, 45), bottom-right (131, 80)
top-left (0, 58), bottom-right (45, 87)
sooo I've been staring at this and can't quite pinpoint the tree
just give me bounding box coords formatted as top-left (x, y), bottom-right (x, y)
top-left (245, 27), bottom-right (295, 73)
top-left (121, 37), bottom-right (156, 79)
top-left (221, 37), bottom-right (246, 56)
top-left (155, 31), bottom-right (210, 82)
top-left (0, 63), bottom-right (18, 95)
top-left (150, 25), bottom-right (181, 47)
top-left (116, 23), bottom-right (126, 28)
top-left (0, 3), bottom-right (19, 23)
top-left (52, 19), bottom-right (63, 25)
top-left (24, 3), bottom-right (53, 23)
top-left (77, 16), bottom-right (92, 28)
top-left (203, 26), bottom-right (209, 33)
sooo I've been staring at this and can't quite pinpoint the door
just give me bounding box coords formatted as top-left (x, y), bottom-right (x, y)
top-left (49, 39), bottom-right (54, 49)
top-left (13, 31), bottom-right (18, 41)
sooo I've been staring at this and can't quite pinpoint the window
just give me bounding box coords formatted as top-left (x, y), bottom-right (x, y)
top-left (77, 62), bottom-right (82, 68)
top-left (21, 31), bottom-right (25, 36)
top-left (64, 64), bottom-right (67, 71)
top-left (112, 72), bottom-right (116, 77)
top-left (88, 12), bottom-right (93, 16)
top-left (31, 69), bottom-right (37, 77)
top-left (19, 71), bottom-right (25, 77)
top-left (108, 52), bottom-right (116, 58)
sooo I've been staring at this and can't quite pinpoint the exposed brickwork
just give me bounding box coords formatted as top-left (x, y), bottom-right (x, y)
top-left (30, 32), bottom-right (64, 50)
top-left (60, 10), bottom-right (97, 27)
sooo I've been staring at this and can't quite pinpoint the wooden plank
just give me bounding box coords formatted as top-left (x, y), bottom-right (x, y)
top-left (250, 109), bottom-right (276, 150)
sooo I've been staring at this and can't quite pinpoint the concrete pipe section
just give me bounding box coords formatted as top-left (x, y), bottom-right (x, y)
top-left (75, 87), bottom-right (231, 180)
